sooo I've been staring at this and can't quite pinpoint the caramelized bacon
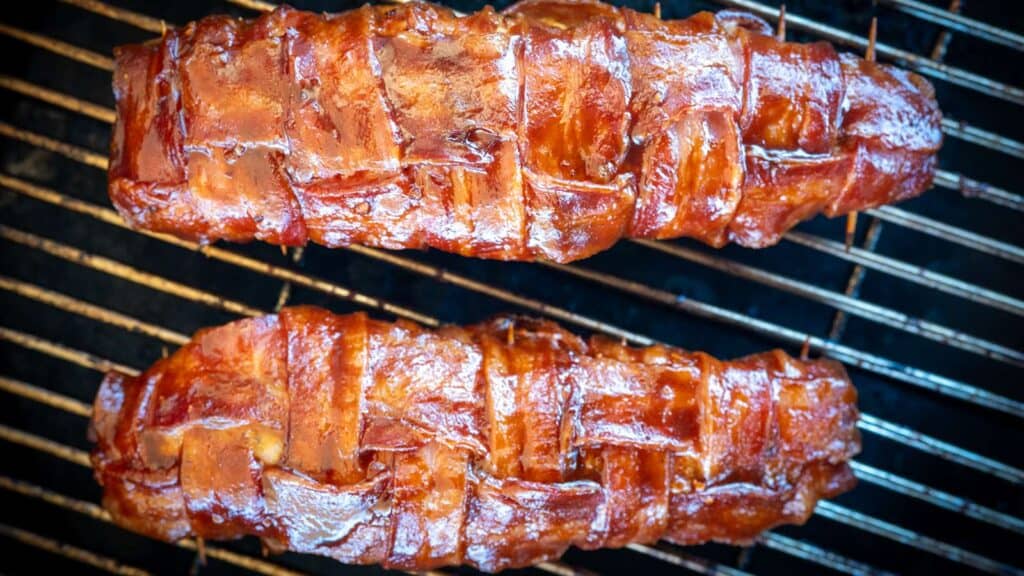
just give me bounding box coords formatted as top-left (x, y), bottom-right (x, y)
top-left (91, 307), bottom-right (860, 571)
top-left (108, 0), bottom-right (941, 262)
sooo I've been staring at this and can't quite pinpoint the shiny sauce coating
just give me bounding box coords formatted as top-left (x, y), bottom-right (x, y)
top-left (92, 307), bottom-right (860, 571)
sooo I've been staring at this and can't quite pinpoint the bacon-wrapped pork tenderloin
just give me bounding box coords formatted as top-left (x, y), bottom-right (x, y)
top-left (108, 0), bottom-right (942, 262)
top-left (91, 307), bottom-right (860, 571)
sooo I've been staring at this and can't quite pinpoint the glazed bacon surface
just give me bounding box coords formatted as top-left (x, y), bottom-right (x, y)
top-left (108, 0), bottom-right (942, 262)
top-left (91, 307), bottom-right (860, 571)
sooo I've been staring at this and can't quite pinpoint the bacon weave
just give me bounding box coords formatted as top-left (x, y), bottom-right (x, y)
top-left (108, 0), bottom-right (942, 262)
top-left (91, 307), bottom-right (860, 571)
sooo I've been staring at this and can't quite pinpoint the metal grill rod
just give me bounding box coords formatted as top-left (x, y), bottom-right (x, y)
top-left (0, 173), bottom-right (438, 327)
top-left (0, 22), bottom-right (114, 70)
top-left (0, 375), bottom-right (92, 417)
top-left (0, 476), bottom-right (307, 576)
top-left (868, 205), bottom-right (1024, 265)
top-left (876, 0), bottom-right (1024, 52)
top-left (711, 0), bottom-right (1024, 105)
top-left (632, 239), bottom-right (1023, 367)
top-left (815, 502), bottom-right (1020, 575)
top-left (0, 522), bottom-right (152, 576)
top-left (784, 231), bottom-right (1024, 318)
top-left (5, 74), bottom-right (1021, 318)
top-left (7, 275), bottom-right (1020, 538)
top-left (0, 275), bottom-right (190, 345)
top-left (849, 461), bottom-right (1024, 535)
top-left (939, 117), bottom-right (1024, 160)
top-left (3, 284), bottom-right (1019, 570)
top-left (933, 170), bottom-right (1024, 212)
top-left (858, 413), bottom-right (1023, 485)
top-left (0, 225), bottom-right (266, 318)
top-left (757, 533), bottom-right (890, 576)
top-left (0, 75), bottom-right (115, 123)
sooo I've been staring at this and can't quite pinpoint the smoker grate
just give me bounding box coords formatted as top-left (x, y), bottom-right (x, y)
top-left (0, 0), bottom-right (1020, 575)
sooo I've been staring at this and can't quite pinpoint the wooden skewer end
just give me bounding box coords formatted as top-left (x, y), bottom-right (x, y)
top-left (845, 212), bottom-right (858, 251)
top-left (776, 4), bottom-right (786, 42)
top-left (866, 17), bottom-right (878, 62)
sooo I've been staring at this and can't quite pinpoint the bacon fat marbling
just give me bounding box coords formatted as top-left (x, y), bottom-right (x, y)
top-left (91, 307), bottom-right (860, 571)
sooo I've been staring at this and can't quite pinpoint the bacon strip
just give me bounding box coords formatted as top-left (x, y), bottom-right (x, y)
top-left (91, 307), bottom-right (860, 571)
top-left (108, 0), bottom-right (942, 262)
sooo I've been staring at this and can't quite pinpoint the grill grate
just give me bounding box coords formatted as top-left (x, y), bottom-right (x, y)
top-left (0, 0), bottom-right (1020, 575)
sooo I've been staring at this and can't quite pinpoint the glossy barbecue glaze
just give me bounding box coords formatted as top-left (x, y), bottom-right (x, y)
top-left (108, 0), bottom-right (942, 262)
top-left (91, 307), bottom-right (860, 571)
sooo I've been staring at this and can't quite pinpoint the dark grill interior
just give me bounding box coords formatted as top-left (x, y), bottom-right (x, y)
top-left (0, 0), bottom-right (1021, 574)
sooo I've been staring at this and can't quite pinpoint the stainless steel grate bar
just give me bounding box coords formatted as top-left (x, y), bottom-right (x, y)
top-left (785, 231), bottom-right (1024, 318)
top-left (0, 475), bottom-right (308, 576)
top-left (711, 0), bottom-right (1024, 105)
top-left (933, 170), bottom-right (1024, 212)
top-left (858, 413), bottom-right (1024, 485)
top-left (633, 239), bottom-right (1024, 367)
top-left (758, 533), bottom-right (893, 576)
top-left (939, 117), bottom-right (1024, 160)
top-left (0, 375), bottom-right (92, 418)
top-left (624, 544), bottom-right (751, 576)
top-left (0, 173), bottom-right (438, 327)
top-left (850, 461), bottom-right (1024, 535)
top-left (867, 205), bottom-right (1024, 265)
top-left (58, 0), bottom-right (166, 34)
top-left (815, 501), bottom-right (1020, 575)
top-left (876, 0), bottom-right (1024, 52)
top-left (0, 522), bottom-right (153, 576)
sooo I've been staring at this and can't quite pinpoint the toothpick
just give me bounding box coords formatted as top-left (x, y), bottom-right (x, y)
top-left (507, 321), bottom-right (515, 347)
top-left (654, 2), bottom-right (661, 19)
top-left (195, 537), bottom-right (207, 566)
top-left (800, 336), bottom-right (811, 361)
top-left (866, 17), bottom-right (878, 62)
top-left (776, 5), bottom-right (786, 42)
top-left (845, 211), bottom-right (858, 251)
